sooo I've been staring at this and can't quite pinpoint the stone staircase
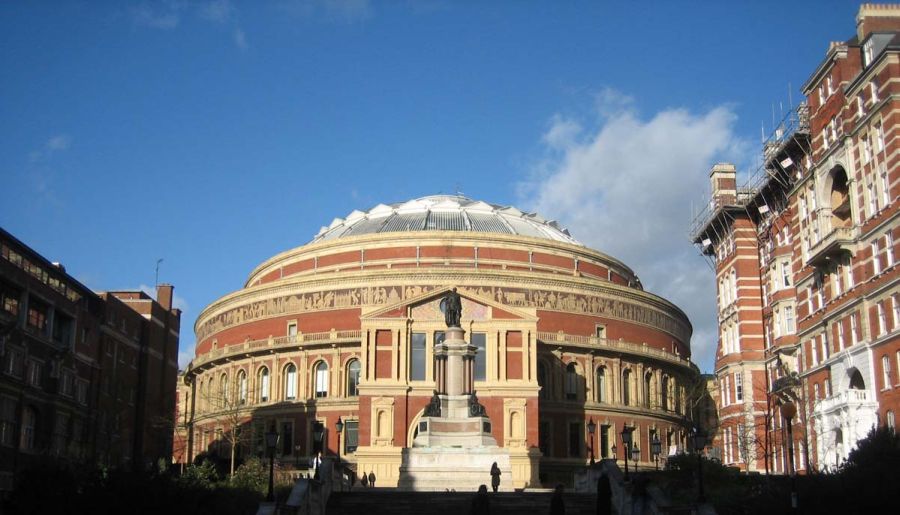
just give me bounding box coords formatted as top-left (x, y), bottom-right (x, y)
top-left (327, 489), bottom-right (598, 515)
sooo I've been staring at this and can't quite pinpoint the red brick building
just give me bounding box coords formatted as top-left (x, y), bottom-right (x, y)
top-left (180, 195), bottom-right (700, 487)
top-left (0, 227), bottom-right (181, 492)
top-left (692, 4), bottom-right (900, 474)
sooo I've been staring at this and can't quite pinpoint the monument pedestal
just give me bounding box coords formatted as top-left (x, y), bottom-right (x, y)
top-left (397, 319), bottom-right (512, 491)
top-left (398, 447), bottom-right (513, 491)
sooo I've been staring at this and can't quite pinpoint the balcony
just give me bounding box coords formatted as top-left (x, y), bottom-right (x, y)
top-left (188, 329), bottom-right (363, 371)
top-left (815, 389), bottom-right (875, 415)
top-left (535, 331), bottom-right (690, 367)
top-left (807, 219), bottom-right (857, 267)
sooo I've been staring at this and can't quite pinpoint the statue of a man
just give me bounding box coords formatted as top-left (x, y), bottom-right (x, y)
top-left (441, 288), bottom-right (462, 327)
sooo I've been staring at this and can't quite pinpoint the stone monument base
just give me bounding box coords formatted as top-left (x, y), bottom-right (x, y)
top-left (397, 447), bottom-right (513, 492)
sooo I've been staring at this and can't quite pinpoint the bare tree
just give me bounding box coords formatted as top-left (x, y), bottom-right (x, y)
top-left (200, 377), bottom-right (253, 477)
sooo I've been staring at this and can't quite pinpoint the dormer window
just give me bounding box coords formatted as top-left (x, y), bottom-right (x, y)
top-left (863, 38), bottom-right (875, 67)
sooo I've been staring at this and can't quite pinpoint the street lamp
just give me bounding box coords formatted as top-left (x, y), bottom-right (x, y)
top-left (265, 424), bottom-right (279, 502)
top-left (651, 434), bottom-right (662, 471)
top-left (587, 418), bottom-right (596, 465)
top-left (692, 427), bottom-right (706, 503)
top-left (781, 400), bottom-right (798, 511)
top-left (621, 426), bottom-right (633, 481)
top-left (335, 417), bottom-right (344, 462)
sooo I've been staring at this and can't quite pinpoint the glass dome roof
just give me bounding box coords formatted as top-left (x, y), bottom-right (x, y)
top-left (312, 195), bottom-right (582, 246)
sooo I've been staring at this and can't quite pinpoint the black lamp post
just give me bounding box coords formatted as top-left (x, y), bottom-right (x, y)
top-left (335, 417), bottom-right (344, 491)
top-left (631, 444), bottom-right (640, 472)
top-left (692, 427), bottom-right (706, 503)
top-left (782, 400), bottom-right (798, 511)
top-left (651, 434), bottom-right (662, 471)
top-left (621, 426), bottom-right (633, 480)
top-left (265, 424), bottom-right (279, 502)
top-left (587, 418), bottom-right (596, 465)
top-left (335, 417), bottom-right (344, 462)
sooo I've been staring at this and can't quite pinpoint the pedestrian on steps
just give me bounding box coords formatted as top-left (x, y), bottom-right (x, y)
top-left (368, 471), bottom-right (376, 488)
top-left (469, 484), bottom-right (491, 515)
top-left (490, 462), bottom-right (501, 493)
top-left (549, 484), bottom-right (565, 515)
top-left (361, 471), bottom-right (369, 488)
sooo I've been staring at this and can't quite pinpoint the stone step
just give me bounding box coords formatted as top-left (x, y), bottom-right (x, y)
top-left (327, 490), bottom-right (598, 515)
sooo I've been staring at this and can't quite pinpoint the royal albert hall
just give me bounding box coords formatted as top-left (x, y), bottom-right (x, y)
top-left (181, 195), bottom-right (698, 487)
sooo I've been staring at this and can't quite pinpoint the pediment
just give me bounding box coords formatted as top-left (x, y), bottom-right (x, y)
top-left (360, 285), bottom-right (536, 322)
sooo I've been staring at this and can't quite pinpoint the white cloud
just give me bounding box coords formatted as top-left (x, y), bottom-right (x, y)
top-left (29, 134), bottom-right (71, 163)
top-left (278, 0), bottom-right (373, 22)
top-left (520, 90), bottom-right (748, 372)
top-left (233, 27), bottom-right (248, 50)
top-left (130, 2), bottom-right (183, 30)
top-left (199, 0), bottom-right (235, 24)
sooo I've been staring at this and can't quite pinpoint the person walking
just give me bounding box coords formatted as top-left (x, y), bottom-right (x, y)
top-left (368, 471), bottom-right (376, 488)
top-left (549, 484), bottom-right (565, 515)
top-left (310, 451), bottom-right (323, 480)
top-left (360, 471), bottom-right (369, 488)
top-left (490, 462), bottom-right (501, 493)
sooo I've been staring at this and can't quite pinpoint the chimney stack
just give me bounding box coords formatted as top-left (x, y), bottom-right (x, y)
top-left (709, 163), bottom-right (737, 206)
top-left (157, 283), bottom-right (174, 311)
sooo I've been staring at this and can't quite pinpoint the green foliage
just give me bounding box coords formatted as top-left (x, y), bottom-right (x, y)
top-left (2, 462), bottom-right (262, 515)
top-left (178, 460), bottom-right (220, 490)
top-left (230, 456), bottom-right (268, 494)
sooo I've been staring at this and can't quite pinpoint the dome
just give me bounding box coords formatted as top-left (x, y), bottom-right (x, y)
top-left (312, 195), bottom-right (582, 246)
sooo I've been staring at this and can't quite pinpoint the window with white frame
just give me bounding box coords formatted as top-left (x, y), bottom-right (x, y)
top-left (784, 306), bottom-right (795, 334)
top-left (287, 322), bottom-right (298, 338)
top-left (781, 260), bottom-right (791, 288)
top-left (827, 75), bottom-right (834, 96)
top-left (883, 355), bottom-right (892, 389)
top-left (0, 397), bottom-right (16, 447)
top-left (258, 367), bottom-right (270, 402)
top-left (878, 302), bottom-right (887, 336)
top-left (863, 38), bottom-right (875, 66)
top-left (814, 382), bottom-right (820, 400)
top-left (871, 78), bottom-right (879, 102)
top-left (857, 96), bottom-right (865, 118)
top-left (284, 363), bottom-right (297, 400)
top-left (314, 361), bottom-right (328, 398)
top-left (735, 372), bottom-right (743, 401)
top-left (875, 123), bottom-right (884, 152)
top-left (886, 230), bottom-right (895, 268)
top-left (880, 163), bottom-right (889, 208)
top-left (863, 134), bottom-right (872, 163)
top-left (820, 335), bottom-right (829, 361)
top-left (837, 320), bottom-right (845, 350)
top-left (774, 310), bottom-right (781, 339)
top-left (851, 313), bottom-right (859, 344)
top-left (238, 370), bottom-right (247, 404)
top-left (888, 411), bottom-right (896, 435)
top-left (347, 359), bottom-right (361, 397)
top-left (893, 294), bottom-right (899, 331)
top-left (873, 240), bottom-right (882, 274)
top-left (867, 179), bottom-right (877, 217)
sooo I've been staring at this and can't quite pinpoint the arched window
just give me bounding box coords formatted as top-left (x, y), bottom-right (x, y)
top-left (237, 370), bottom-right (248, 405)
top-left (661, 376), bottom-right (670, 411)
top-left (595, 367), bottom-right (606, 403)
top-left (849, 369), bottom-right (865, 390)
top-left (208, 375), bottom-right (217, 411)
top-left (538, 362), bottom-right (550, 400)
top-left (644, 372), bottom-right (653, 408)
top-left (347, 359), bottom-right (361, 397)
top-left (21, 406), bottom-right (36, 450)
top-left (565, 363), bottom-right (578, 400)
top-left (220, 373), bottom-right (229, 404)
top-left (258, 366), bottom-right (270, 403)
top-left (284, 363), bottom-right (297, 400)
top-left (622, 369), bottom-right (631, 406)
top-left (314, 361), bottom-right (329, 398)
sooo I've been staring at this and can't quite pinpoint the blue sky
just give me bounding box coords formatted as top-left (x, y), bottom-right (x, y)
top-left (0, 0), bottom-right (861, 372)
